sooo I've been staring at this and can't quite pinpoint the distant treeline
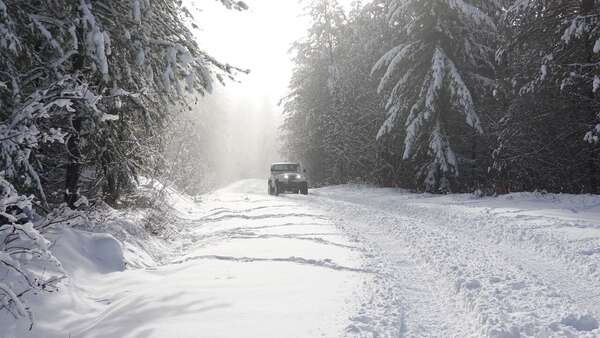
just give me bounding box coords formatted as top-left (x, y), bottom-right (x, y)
top-left (282, 0), bottom-right (600, 194)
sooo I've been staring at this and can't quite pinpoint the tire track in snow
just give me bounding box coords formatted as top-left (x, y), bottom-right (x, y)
top-left (201, 204), bottom-right (298, 218)
top-left (307, 191), bottom-right (600, 337)
top-left (200, 212), bottom-right (328, 223)
top-left (226, 233), bottom-right (363, 250)
top-left (171, 254), bottom-right (374, 273)
top-left (335, 206), bottom-right (478, 338)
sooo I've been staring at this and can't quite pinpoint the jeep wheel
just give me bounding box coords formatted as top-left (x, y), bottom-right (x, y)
top-left (300, 184), bottom-right (308, 195)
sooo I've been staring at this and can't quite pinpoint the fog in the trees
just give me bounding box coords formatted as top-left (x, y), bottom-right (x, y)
top-left (183, 0), bottom-right (358, 188)
top-left (178, 1), bottom-right (294, 187)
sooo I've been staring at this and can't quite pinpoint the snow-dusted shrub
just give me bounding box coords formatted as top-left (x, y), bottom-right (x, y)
top-left (0, 178), bottom-right (63, 328)
top-left (119, 178), bottom-right (177, 237)
top-left (0, 76), bottom-right (102, 207)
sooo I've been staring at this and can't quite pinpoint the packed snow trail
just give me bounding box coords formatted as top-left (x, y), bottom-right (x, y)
top-left (294, 185), bottom-right (600, 338)
top-left (14, 179), bottom-right (367, 338)
top-left (9, 179), bottom-right (600, 337)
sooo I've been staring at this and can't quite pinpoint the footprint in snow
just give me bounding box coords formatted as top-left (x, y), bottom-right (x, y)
top-left (560, 314), bottom-right (599, 332)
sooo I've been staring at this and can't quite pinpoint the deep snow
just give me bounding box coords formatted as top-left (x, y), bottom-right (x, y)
top-left (2, 179), bottom-right (600, 337)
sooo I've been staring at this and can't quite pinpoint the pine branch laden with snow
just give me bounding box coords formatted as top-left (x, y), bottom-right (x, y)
top-left (493, 0), bottom-right (600, 193)
top-left (506, 1), bottom-right (600, 100)
top-left (78, 0), bottom-right (245, 99)
top-left (584, 123), bottom-right (600, 144)
top-left (0, 77), bottom-right (101, 206)
top-left (218, 0), bottom-right (248, 11)
top-left (372, 0), bottom-right (495, 191)
top-left (0, 178), bottom-right (64, 328)
top-left (71, 0), bottom-right (248, 200)
top-left (0, 1), bottom-right (19, 57)
top-left (0, 0), bottom-right (247, 208)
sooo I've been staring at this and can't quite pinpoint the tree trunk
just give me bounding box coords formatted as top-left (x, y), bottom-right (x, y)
top-left (471, 132), bottom-right (477, 190)
top-left (589, 147), bottom-right (598, 193)
top-left (582, 0), bottom-right (599, 193)
top-left (102, 151), bottom-right (120, 205)
top-left (582, 0), bottom-right (595, 13)
top-left (65, 117), bottom-right (82, 208)
top-left (64, 17), bottom-right (85, 208)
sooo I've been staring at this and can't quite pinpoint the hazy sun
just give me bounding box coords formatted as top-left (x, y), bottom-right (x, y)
top-left (190, 0), bottom-right (356, 106)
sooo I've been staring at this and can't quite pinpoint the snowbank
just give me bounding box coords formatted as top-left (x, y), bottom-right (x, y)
top-left (51, 228), bottom-right (124, 276)
top-left (0, 180), bottom-right (198, 336)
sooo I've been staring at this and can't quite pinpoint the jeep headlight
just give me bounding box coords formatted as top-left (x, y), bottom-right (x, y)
top-left (283, 174), bottom-right (289, 179)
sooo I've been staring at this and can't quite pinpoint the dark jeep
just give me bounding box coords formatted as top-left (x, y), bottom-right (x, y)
top-left (268, 162), bottom-right (308, 196)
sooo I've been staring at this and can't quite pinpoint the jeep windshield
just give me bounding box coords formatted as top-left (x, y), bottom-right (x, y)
top-left (271, 164), bottom-right (299, 172)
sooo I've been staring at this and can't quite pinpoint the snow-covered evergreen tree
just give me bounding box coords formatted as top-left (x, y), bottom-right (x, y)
top-left (283, 0), bottom-right (348, 183)
top-left (0, 0), bottom-right (245, 207)
top-left (494, 0), bottom-right (600, 193)
top-left (371, 0), bottom-right (498, 191)
top-left (283, 0), bottom-right (392, 185)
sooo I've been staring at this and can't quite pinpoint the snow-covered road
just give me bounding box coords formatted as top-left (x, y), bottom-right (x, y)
top-left (17, 179), bottom-right (368, 338)
top-left (12, 179), bottom-right (600, 337)
top-left (303, 185), bottom-right (600, 337)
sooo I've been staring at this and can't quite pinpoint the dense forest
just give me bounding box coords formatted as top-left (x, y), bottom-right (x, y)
top-left (0, 0), bottom-right (250, 210)
top-left (282, 0), bottom-right (600, 194)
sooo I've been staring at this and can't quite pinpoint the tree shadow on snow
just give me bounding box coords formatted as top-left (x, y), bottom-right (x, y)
top-left (65, 291), bottom-right (231, 338)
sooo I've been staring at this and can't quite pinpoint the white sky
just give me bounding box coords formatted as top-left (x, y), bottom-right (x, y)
top-left (191, 0), bottom-right (355, 106)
